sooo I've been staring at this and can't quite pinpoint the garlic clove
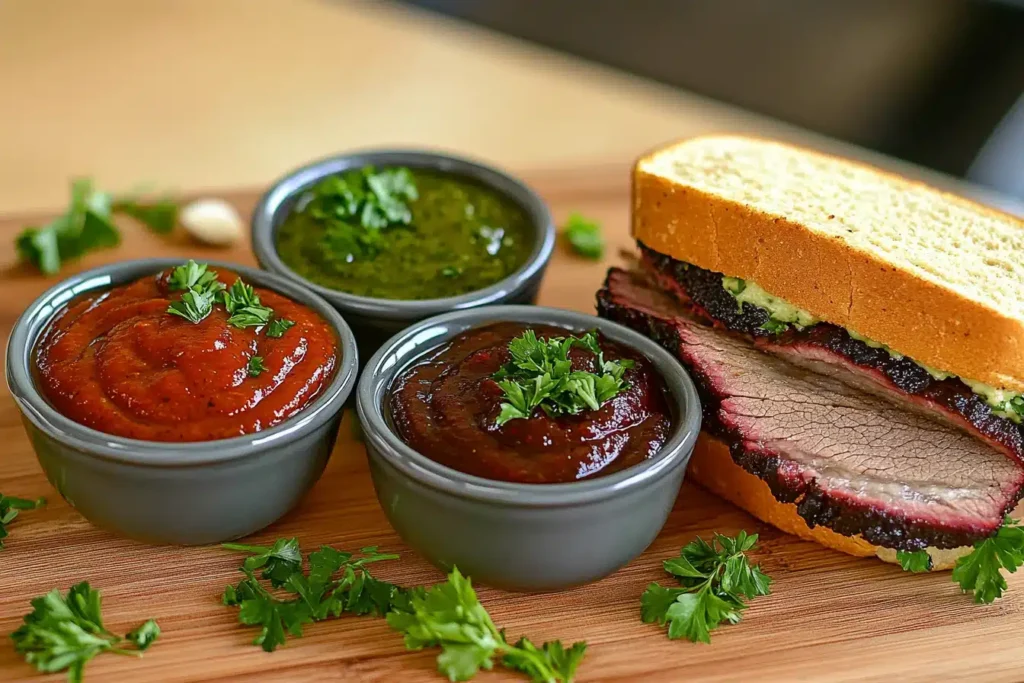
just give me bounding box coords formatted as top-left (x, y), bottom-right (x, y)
top-left (180, 198), bottom-right (243, 247)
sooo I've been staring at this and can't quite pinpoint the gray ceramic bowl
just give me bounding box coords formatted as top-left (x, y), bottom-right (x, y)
top-left (251, 149), bottom-right (555, 361)
top-left (5, 258), bottom-right (358, 545)
top-left (357, 305), bottom-right (701, 591)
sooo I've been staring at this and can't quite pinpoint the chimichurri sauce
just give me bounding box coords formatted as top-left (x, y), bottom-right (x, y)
top-left (274, 168), bottom-right (533, 300)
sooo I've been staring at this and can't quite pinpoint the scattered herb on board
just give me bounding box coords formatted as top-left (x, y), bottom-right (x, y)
top-left (641, 531), bottom-right (771, 643)
top-left (387, 567), bottom-right (587, 682)
top-left (16, 179), bottom-right (178, 274)
top-left (11, 582), bottom-right (159, 683)
top-left (896, 550), bottom-right (933, 573)
top-left (952, 517), bottom-right (1024, 603)
top-left (0, 494), bottom-right (45, 549)
top-left (895, 518), bottom-right (1024, 603)
top-left (897, 518), bottom-right (1024, 602)
top-left (491, 329), bottom-right (634, 426)
top-left (561, 213), bottom-right (604, 260)
top-left (301, 166), bottom-right (418, 262)
top-left (164, 261), bottom-right (293, 336)
top-left (220, 538), bottom-right (408, 652)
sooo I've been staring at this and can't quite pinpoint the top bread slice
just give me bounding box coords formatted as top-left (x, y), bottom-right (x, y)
top-left (633, 135), bottom-right (1024, 392)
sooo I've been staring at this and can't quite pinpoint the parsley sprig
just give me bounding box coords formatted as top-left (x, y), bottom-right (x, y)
top-left (165, 261), bottom-right (294, 335)
top-left (0, 493), bottom-right (45, 549)
top-left (11, 582), bottom-right (159, 683)
top-left (221, 538), bottom-right (408, 652)
top-left (898, 517), bottom-right (1024, 603)
top-left (387, 567), bottom-right (587, 682)
top-left (17, 179), bottom-right (177, 274)
top-left (561, 213), bottom-right (604, 260)
top-left (491, 330), bottom-right (634, 426)
top-left (641, 531), bottom-right (772, 643)
top-left (302, 166), bottom-right (418, 261)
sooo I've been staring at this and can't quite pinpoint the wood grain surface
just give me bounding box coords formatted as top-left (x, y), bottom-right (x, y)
top-left (1, 168), bottom-right (1022, 682)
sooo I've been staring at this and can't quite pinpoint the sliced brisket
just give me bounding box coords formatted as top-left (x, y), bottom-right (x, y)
top-left (598, 268), bottom-right (1024, 550)
top-left (638, 242), bottom-right (1024, 465)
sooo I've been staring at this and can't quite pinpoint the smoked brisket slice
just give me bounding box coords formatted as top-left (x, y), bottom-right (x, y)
top-left (638, 242), bottom-right (1024, 465)
top-left (598, 268), bottom-right (1024, 550)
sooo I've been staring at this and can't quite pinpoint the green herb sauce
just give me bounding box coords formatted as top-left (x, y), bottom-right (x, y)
top-left (275, 169), bottom-right (533, 300)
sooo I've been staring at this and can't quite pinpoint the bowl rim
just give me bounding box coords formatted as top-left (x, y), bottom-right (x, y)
top-left (250, 148), bottom-right (556, 321)
top-left (356, 305), bottom-right (702, 507)
top-left (5, 258), bottom-right (359, 467)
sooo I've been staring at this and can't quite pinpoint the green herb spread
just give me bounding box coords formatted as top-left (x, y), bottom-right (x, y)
top-left (275, 167), bottom-right (533, 300)
top-left (721, 273), bottom-right (1024, 420)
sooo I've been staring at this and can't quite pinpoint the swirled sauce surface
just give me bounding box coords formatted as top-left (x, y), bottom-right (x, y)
top-left (34, 268), bottom-right (337, 442)
top-left (389, 322), bottom-right (673, 483)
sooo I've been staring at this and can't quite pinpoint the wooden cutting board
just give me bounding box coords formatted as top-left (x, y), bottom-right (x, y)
top-left (0, 167), bottom-right (1021, 683)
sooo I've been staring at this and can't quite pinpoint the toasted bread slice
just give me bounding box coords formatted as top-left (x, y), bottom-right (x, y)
top-left (634, 135), bottom-right (1024, 392)
top-left (687, 433), bottom-right (970, 571)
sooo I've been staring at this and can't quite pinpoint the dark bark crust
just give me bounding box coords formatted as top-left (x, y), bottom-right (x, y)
top-left (597, 267), bottom-right (1023, 550)
top-left (638, 242), bottom-right (1024, 464)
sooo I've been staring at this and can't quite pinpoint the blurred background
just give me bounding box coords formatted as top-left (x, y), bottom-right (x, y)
top-left (1, 0), bottom-right (1021, 214)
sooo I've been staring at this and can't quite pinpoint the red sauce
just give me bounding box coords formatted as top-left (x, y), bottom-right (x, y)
top-left (389, 322), bottom-right (673, 483)
top-left (34, 268), bottom-right (338, 442)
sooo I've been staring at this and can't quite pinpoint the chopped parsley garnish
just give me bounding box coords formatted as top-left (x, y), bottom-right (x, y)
top-left (16, 179), bottom-right (177, 274)
top-left (387, 567), bottom-right (587, 682)
top-left (220, 538), bottom-right (408, 652)
top-left (760, 318), bottom-right (789, 335)
top-left (247, 356), bottom-right (266, 378)
top-left (641, 531), bottom-right (771, 643)
top-left (0, 494), bottom-right (45, 549)
top-left (302, 166), bottom-right (418, 262)
top-left (11, 582), bottom-right (159, 682)
top-left (266, 318), bottom-right (295, 338)
top-left (165, 263), bottom-right (292, 337)
top-left (491, 330), bottom-right (634, 426)
top-left (440, 265), bottom-right (462, 278)
top-left (561, 213), bottom-right (604, 259)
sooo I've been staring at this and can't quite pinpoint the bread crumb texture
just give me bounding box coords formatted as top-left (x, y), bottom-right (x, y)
top-left (641, 136), bottom-right (1024, 318)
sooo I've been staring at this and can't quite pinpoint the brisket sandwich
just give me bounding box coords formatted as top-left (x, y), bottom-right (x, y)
top-left (597, 136), bottom-right (1024, 569)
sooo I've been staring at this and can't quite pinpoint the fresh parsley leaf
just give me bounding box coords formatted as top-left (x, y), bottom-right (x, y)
top-left (896, 550), bottom-right (933, 573)
top-left (17, 179), bottom-right (121, 274)
top-left (386, 567), bottom-right (586, 682)
top-left (492, 330), bottom-right (634, 426)
top-left (222, 538), bottom-right (303, 588)
top-left (222, 279), bottom-right (275, 329)
top-left (952, 516), bottom-right (1024, 604)
top-left (124, 619), bottom-right (161, 651)
top-left (221, 279), bottom-right (261, 313)
top-left (266, 318), bottom-right (295, 338)
top-left (641, 531), bottom-right (771, 643)
top-left (0, 494), bottom-right (45, 549)
top-left (112, 198), bottom-right (178, 234)
top-left (561, 213), bottom-right (603, 260)
top-left (227, 306), bottom-right (273, 329)
top-left (167, 287), bottom-right (217, 324)
top-left (11, 582), bottom-right (159, 682)
top-left (221, 540), bottom-right (406, 652)
top-left (247, 356), bottom-right (266, 378)
top-left (302, 166), bottom-right (418, 262)
top-left (168, 260), bottom-right (221, 293)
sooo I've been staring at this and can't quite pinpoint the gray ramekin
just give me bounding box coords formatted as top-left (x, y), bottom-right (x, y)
top-left (356, 305), bottom-right (701, 591)
top-left (251, 149), bottom-right (556, 361)
top-left (5, 258), bottom-right (358, 545)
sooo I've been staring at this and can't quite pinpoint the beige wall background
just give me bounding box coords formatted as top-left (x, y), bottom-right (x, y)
top-left (0, 0), bottom-right (784, 214)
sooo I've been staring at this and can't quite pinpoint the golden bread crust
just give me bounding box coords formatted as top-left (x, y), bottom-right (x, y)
top-left (633, 135), bottom-right (1024, 393)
